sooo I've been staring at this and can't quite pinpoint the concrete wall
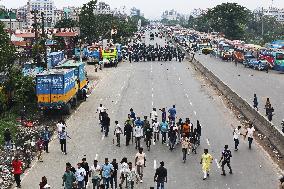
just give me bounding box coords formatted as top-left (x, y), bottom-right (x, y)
top-left (172, 38), bottom-right (284, 156)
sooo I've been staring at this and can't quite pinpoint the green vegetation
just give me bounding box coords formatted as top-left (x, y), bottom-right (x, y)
top-left (54, 18), bottom-right (78, 28)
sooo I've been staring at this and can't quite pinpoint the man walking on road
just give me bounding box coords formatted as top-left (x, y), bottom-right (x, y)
top-left (181, 133), bottom-right (190, 163)
top-left (42, 126), bottom-right (51, 153)
top-left (152, 118), bottom-right (160, 142)
top-left (90, 160), bottom-right (101, 189)
top-left (101, 158), bottom-right (114, 189)
top-left (114, 121), bottom-right (122, 147)
top-left (75, 163), bottom-right (86, 189)
top-left (124, 121), bottom-right (132, 146)
top-left (59, 127), bottom-right (70, 155)
top-left (233, 126), bottom-right (243, 151)
top-left (253, 94), bottom-right (258, 111)
top-left (160, 120), bottom-right (168, 144)
top-left (200, 149), bottom-right (213, 180)
top-left (219, 145), bottom-right (233, 176)
top-left (81, 158), bottom-right (90, 188)
top-left (12, 155), bottom-right (22, 188)
top-left (62, 165), bottom-right (76, 189)
top-left (134, 124), bottom-right (143, 149)
top-left (245, 124), bottom-right (255, 149)
top-left (168, 105), bottom-right (176, 123)
top-left (154, 161), bottom-right (167, 189)
top-left (135, 147), bottom-right (146, 183)
top-left (125, 162), bottom-right (139, 189)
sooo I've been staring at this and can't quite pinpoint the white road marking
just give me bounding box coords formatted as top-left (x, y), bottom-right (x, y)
top-left (215, 159), bottom-right (221, 169)
top-left (121, 86), bottom-right (124, 90)
top-left (152, 94), bottom-right (154, 98)
top-left (102, 135), bottom-right (105, 140)
top-left (154, 160), bottom-right (157, 169)
top-left (111, 110), bottom-right (114, 114)
top-left (194, 111), bottom-right (197, 115)
top-left (95, 154), bottom-right (98, 160)
top-left (206, 138), bottom-right (210, 146)
top-left (179, 77), bottom-right (181, 81)
top-left (190, 102), bottom-right (193, 106)
top-left (115, 100), bottom-right (118, 105)
top-left (152, 101), bottom-right (154, 106)
top-left (185, 94), bottom-right (189, 98)
top-left (100, 98), bottom-right (103, 101)
top-left (152, 88), bottom-right (154, 91)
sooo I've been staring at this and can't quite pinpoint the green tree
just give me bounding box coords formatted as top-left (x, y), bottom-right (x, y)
top-left (207, 3), bottom-right (250, 39)
top-left (0, 21), bottom-right (16, 73)
top-left (54, 18), bottom-right (78, 28)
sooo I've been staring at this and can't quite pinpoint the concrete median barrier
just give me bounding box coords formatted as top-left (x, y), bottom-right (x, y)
top-left (173, 39), bottom-right (284, 156)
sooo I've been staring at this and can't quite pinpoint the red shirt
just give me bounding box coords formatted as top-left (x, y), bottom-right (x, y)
top-left (12, 160), bottom-right (22, 174)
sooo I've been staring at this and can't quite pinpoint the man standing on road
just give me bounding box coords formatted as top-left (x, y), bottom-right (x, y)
top-left (181, 134), bottom-right (190, 163)
top-left (102, 113), bottom-right (110, 137)
top-left (233, 126), bottom-right (242, 151)
top-left (62, 165), bottom-right (76, 189)
top-left (152, 118), bottom-right (160, 142)
top-left (110, 159), bottom-right (118, 189)
top-left (154, 161), bottom-right (167, 189)
top-left (159, 108), bottom-right (167, 123)
top-left (219, 145), bottom-right (233, 176)
top-left (168, 126), bottom-right (176, 151)
top-left (168, 105), bottom-right (176, 124)
top-left (97, 104), bottom-right (106, 123)
top-left (134, 123), bottom-right (143, 149)
top-left (114, 121), bottom-right (122, 147)
top-left (12, 155), bottom-right (22, 188)
top-left (135, 147), bottom-right (146, 183)
top-left (160, 120), bottom-right (168, 144)
top-left (245, 124), bottom-right (255, 149)
top-left (124, 120), bottom-right (133, 146)
top-left (144, 123), bottom-right (153, 151)
top-left (150, 108), bottom-right (158, 124)
top-left (59, 127), bottom-right (70, 155)
top-left (101, 158), bottom-right (114, 189)
top-left (42, 126), bottom-right (51, 153)
top-left (81, 158), bottom-right (90, 188)
top-left (76, 163), bottom-right (86, 189)
top-left (90, 160), bottom-right (101, 189)
top-left (253, 94), bottom-right (258, 111)
top-left (125, 162), bottom-right (140, 189)
top-left (200, 149), bottom-right (213, 180)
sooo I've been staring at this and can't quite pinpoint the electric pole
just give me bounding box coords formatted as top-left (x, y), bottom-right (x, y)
top-left (31, 10), bottom-right (40, 66)
top-left (41, 12), bottom-right (47, 68)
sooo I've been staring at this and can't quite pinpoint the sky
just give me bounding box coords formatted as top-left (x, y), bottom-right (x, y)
top-left (1, 0), bottom-right (284, 19)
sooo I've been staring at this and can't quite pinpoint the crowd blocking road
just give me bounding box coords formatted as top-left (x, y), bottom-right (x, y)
top-left (18, 31), bottom-right (280, 189)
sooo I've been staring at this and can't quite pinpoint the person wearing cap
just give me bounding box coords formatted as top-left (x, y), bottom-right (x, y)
top-left (75, 163), bottom-right (86, 189)
top-left (12, 155), bottom-right (22, 188)
top-left (219, 145), bottom-right (233, 176)
top-left (154, 161), bottom-right (167, 189)
top-left (90, 160), bottom-right (101, 189)
top-left (62, 165), bottom-right (76, 189)
top-left (200, 149), bottom-right (213, 180)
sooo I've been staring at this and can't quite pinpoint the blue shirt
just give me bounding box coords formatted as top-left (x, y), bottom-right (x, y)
top-left (102, 163), bottom-right (113, 178)
top-left (160, 122), bottom-right (168, 132)
top-left (135, 119), bottom-right (143, 127)
top-left (168, 108), bottom-right (176, 117)
top-left (130, 112), bottom-right (136, 120)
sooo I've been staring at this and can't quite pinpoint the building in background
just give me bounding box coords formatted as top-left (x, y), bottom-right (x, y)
top-left (0, 10), bottom-right (23, 30)
top-left (162, 10), bottom-right (179, 21)
top-left (130, 7), bottom-right (141, 17)
top-left (94, 2), bottom-right (113, 15)
top-left (254, 7), bottom-right (284, 24)
top-left (28, 0), bottom-right (55, 27)
top-left (190, 8), bottom-right (208, 18)
top-left (62, 6), bottom-right (81, 23)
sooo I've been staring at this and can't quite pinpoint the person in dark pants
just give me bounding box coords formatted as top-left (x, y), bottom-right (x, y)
top-left (253, 94), bottom-right (258, 111)
top-left (124, 122), bottom-right (132, 146)
top-left (12, 155), bottom-right (22, 188)
top-left (102, 113), bottom-right (110, 137)
top-left (219, 145), bottom-right (233, 176)
top-left (4, 128), bottom-right (12, 150)
top-left (110, 159), bottom-right (118, 189)
top-left (59, 127), bottom-right (70, 155)
top-left (81, 158), bottom-right (89, 188)
top-left (267, 106), bottom-right (274, 121)
top-left (154, 161), bottom-right (167, 189)
top-left (196, 120), bottom-right (202, 146)
top-left (42, 126), bottom-right (51, 153)
top-left (233, 126), bottom-right (242, 151)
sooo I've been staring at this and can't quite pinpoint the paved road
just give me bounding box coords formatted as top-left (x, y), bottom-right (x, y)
top-left (19, 36), bottom-right (280, 189)
top-left (195, 54), bottom-right (284, 131)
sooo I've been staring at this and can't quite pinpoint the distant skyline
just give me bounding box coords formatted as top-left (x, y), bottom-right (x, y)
top-left (1, 0), bottom-right (283, 19)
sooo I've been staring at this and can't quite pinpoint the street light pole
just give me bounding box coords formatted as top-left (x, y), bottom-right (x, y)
top-left (41, 12), bottom-right (47, 68)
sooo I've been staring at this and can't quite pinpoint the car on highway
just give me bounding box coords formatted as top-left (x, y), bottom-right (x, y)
top-left (202, 47), bottom-right (213, 55)
top-left (243, 54), bottom-right (256, 67)
top-left (253, 60), bottom-right (269, 71)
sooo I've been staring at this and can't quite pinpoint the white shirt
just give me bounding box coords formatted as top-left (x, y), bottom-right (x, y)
top-left (247, 127), bottom-right (255, 138)
top-left (75, 167), bottom-right (86, 182)
top-left (134, 126), bottom-right (143, 137)
top-left (125, 167), bottom-right (138, 181)
top-left (150, 111), bottom-right (158, 120)
top-left (90, 165), bottom-right (101, 179)
top-left (233, 128), bottom-right (241, 139)
top-left (97, 106), bottom-right (106, 113)
top-left (114, 124), bottom-right (122, 134)
top-left (120, 162), bottom-right (129, 174)
top-left (57, 123), bottom-right (63, 133)
top-left (135, 152), bottom-right (146, 166)
top-left (152, 122), bottom-right (160, 133)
